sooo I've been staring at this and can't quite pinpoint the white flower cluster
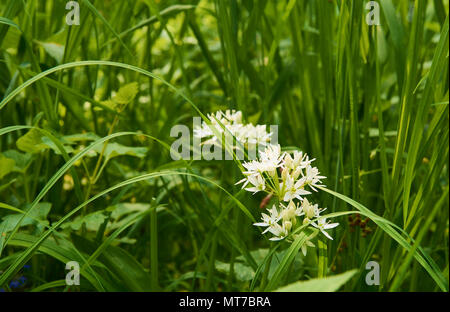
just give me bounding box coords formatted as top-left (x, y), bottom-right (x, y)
top-left (196, 109), bottom-right (339, 254)
top-left (193, 110), bottom-right (273, 149)
top-left (237, 143), bottom-right (339, 254)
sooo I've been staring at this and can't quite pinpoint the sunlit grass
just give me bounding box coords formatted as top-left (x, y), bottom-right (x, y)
top-left (0, 0), bottom-right (448, 292)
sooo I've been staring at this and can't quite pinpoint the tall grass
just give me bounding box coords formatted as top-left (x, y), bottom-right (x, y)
top-left (0, 0), bottom-right (448, 292)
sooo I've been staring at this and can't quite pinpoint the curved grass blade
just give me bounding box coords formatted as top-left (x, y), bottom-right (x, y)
top-left (319, 186), bottom-right (449, 291)
top-left (80, 0), bottom-right (133, 57)
top-left (264, 229), bottom-right (318, 291)
top-left (0, 169), bottom-right (254, 287)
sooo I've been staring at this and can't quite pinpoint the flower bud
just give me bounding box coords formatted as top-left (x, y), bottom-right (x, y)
top-left (281, 209), bottom-right (289, 222)
top-left (287, 200), bottom-right (296, 211)
top-left (284, 154), bottom-right (293, 169)
top-left (302, 199), bottom-right (315, 219)
top-left (235, 111), bottom-right (242, 124)
top-left (291, 217), bottom-right (297, 226)
top-left (284, 220), bottom-right (292, 232)
top-left (293, 151), bottom-right (302, 165)
top-left (292, 167), bottom-right (302, 180)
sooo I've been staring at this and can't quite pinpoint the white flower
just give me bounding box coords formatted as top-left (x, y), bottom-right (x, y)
top-left (295, 151), bottom-right (314, 169)
top-left (280, 200), bottom-right (297, 223)
top-left (195, 110), bottom-right (244, 141)
top-left (245, 124), bottom-right (272, 146)
top-left (301, 198), bottom-right (326, 219)
top-left (301, 238), bottom-right (315, 256)
top-left (225, 110), bottom-right (336, 244)
top-left (259, 144), bottom-right (282, 163)
top-left (254, 205), bottom-right (282, 234)
top-left (241, 144), bottom-right (283, 180)
top-left (254, 205), bottom-right (289, 241)
top-left (195, 110), bottom-right (275, 154)
top-left (283, 150), bottom-right (312, 170)
top-left (281, 174), bottom-right (311, 202)
top-left (295, 203), bottom-right (304, 217)
top-left (268, 223), bottom-right (289, 241)
top-left (193, 123), bottom-right (214, 139)
top-left (252, 144), bottom-right (283, 175)
top-left (220, 109), bottom-right (242, 125)
top-left (242, 160), bottom-right (263, 176)
top-left (284, 153), bottom-right (294, 169)
top-left (291, 167), bottom-right (303, 180)
top-left (311, 217), bottom-right (339, 240)
top-left (244, 174), bottom-right (266, 194)
top-left (208, 110), bottom-right (233, 126)
top-left (304, 166), bottom-right (326, 191)
top-left (292, 151), bottom-right (305, 167)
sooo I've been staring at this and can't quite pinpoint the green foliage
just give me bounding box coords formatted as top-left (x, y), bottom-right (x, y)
top-left (102, 82), bottom-right (139, 111)
top-left (1, 203), bottom-right (51, 233)
top-left (275, 269), bottom-right (357, 292)
top-left (0, 0), bottom-right (448, 292)
top-left (0, 154), bottom-right (15, 179)
top-left (16, 129), bottom-right (48, 154)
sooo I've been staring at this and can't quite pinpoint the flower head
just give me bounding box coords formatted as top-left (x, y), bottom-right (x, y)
top-left (254, 205), bottom-right (282, 234)
top-left (311, 217), bottom-right (339, 240)
top-left (194, 110), bottom-right (273, 153)
top-left (214, 110), bottom-right (341, 248)
top-left (244, 174), bottom-right (266, 194)
top-left (303, 166), bottom-right (326, 191)
top-left (268, 223), bottom-right (289, 241)
top-left (302, 198), bottom-right (326, 219)
top-left (281, 174), bottom-right (311, 202)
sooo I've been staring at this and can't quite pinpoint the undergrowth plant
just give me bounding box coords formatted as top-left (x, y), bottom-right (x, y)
top-left (0, 0), bottom-right (448, 292)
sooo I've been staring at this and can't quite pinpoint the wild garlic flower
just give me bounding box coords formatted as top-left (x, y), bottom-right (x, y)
top-left (301, 238), bottom-right (316, 256)
top-left (268, 223), bottom-right (289, 241)
top-left (236, 141), bottom-right (339, 247)
top-left (198, 110), bottom-right (340, 249)
top-left (238, 144), bottom-right (325, 198)
top-left (281, 174), bottom-right (311, 202)
top-left (311, 218), bottom-right (339, 240)
top-left (243, 174), bottom-right (266, 194)
top-left (194, 110), bottom-right (273, 150)
top-left (253, 205), bottom-right (282, 234)
top-left (301, 198), bottom-right (326, 220)
top-left (304, 166), bottom-right (327, 191)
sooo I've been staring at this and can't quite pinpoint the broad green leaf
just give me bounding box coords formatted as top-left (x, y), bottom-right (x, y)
top-left (274, 269), bottom-right (357, 292)
top-left (101, 99), bottom-right (119, 111)
top-left (36, 41), bottom-right (64, 64)
top-left (16, 128), bottom-right (47, 153)
top-left (16, 129), bottom-right (77, 155)
top-left (113, 82), bottom-right (139, 105)
top-left (215, 260), bottom-right (255, 281)
top-left (0, 154), bottom-right (15, 179)
top-left (93, 142), bottom-right (147, 161)
top-left (0, 203), bottom-right (51, 233)
top-left (41, 136), bottom-right (75, 154)
top-left (2, 150), bottom-right (32, 172)
top-left (61, 211), bottom-right (107, 232)
top-left (107, 202), bottom-right (150, 220)
top-left (101, 82), bottom-right (139, 111)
